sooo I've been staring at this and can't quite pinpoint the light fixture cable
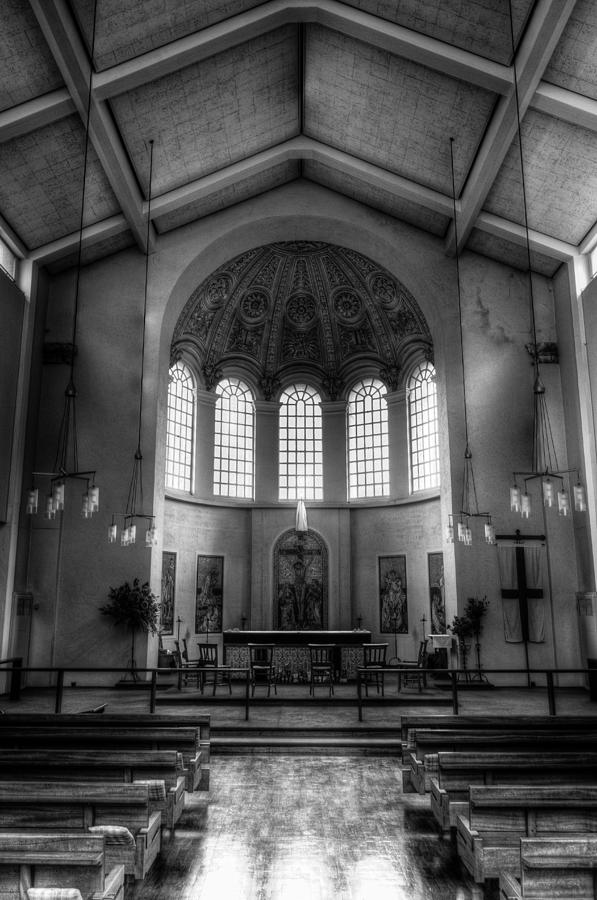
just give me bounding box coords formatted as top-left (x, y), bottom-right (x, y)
top-left (109, 139), bottom-right (157, 546)
top-left (27, 0), bottom-right (100, 519)
top-left (446, 137), bottom-right (495, 546)
top-left (506, 0), bottom-right (585, 517)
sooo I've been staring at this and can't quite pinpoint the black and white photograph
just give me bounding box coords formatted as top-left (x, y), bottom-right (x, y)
top-left (1, 1), bottom-right (597, 897)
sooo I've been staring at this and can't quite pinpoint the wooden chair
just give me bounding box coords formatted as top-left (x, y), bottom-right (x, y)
top-left (362, 643), bottom-right (388, 696)
top-left (248, 644), bottom-right (276, 697)
top-left (308, 644), bottom-right (334, 697)
top-left (173, 640), bottom-right (199, 688)
top-left (400, 639), bottom-right (429, 692)
top-left (197, 643), bottom-right (231, 696)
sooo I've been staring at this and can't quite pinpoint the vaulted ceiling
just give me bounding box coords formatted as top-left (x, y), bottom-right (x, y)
top-left (1, 0), bottom-right (596, 279)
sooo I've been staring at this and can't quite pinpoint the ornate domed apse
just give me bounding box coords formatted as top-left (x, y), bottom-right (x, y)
top-left (172, 242), bottom-right (432, 399)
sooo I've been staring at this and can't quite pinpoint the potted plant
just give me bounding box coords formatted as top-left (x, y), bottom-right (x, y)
top-left (100, 578), bottom-right (160, 681)
top-left (464, 595), bottom-right (489, 677)
top-left (448, 612), bottom-right (474, 674)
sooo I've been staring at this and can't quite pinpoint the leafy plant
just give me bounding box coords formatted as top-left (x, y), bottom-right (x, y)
top-left (100, 578), bottom-right (160, 677)
top-left (464, 596), bottom-right (489, 638)
top-left (448, 614), bottom-right (474, 641)
top-left (101, 578), bottom-right (160, 633)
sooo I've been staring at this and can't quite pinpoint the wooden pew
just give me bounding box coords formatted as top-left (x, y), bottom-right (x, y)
top-left (0, 725), bottom-right (204, 792)
top-left (456, 784), bottom-right (597, 892)
top-left (0, 832), bottom-right (124, 900)
top-left (0, 713), bottom-right (211, 790)
top-left (400, 715), bottom-right (597, 747)
top-left (430, 751), bottom-right (597, 832)
top-left (0, 781), bottom-right (161, 881)
top-left (499, 835), bottom-right (597, 899)
top-left (404, 729), bottom-right (597, 794)
top-left (0, 748), bottom-right (186, 830)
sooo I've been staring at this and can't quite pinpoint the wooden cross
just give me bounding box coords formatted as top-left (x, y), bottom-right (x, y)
top-left (495, 529), bottom-right (545, 685)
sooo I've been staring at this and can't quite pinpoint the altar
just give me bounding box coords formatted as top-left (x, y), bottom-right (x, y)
top-left (223, 630), bottom-right (372, 681)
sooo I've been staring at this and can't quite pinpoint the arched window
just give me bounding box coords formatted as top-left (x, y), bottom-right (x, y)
top-left (214, 377), bottom-right (255, 499)
top-left (279, 384), bottom-right (323, 501)
top-left (408, 361), bottom-right (440, 492)
top-left (166, 361), bottom-right (195, 491)
top-left (347, 378), bottom-right (389, 499)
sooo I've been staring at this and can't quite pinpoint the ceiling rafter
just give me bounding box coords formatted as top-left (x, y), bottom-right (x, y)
top-left (28, 214), bottom-right (129, 265)
top-left (28, 0), bottom-right (153, 253)
top-left (475, 211), bottom-right (576, 262)
top-left (530, 82), bottom-right (597, 132)
top-left (149, 136), bottom-right (454, 219)
top-left (0, 89), bottom-right (75, 143)
top-left (92, 0), bottom-right (513, 101)
top-left (29, 135), bottom-right (576, 267)
top-left (444, 0), bottom-right (577, 256)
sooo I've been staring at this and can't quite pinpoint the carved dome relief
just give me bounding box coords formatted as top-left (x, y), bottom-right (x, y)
top-left (172, 242), bottom-right (432, 398)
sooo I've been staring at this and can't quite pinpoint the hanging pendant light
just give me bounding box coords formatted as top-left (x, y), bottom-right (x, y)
top-left (25, 0), bottom-right (100, 520)
top-left (445, 138), bottom-right (495, 547)
top-left (505, 0), bottom-right (586, 521)
top-left (109, 141), bottom-right (158, 547)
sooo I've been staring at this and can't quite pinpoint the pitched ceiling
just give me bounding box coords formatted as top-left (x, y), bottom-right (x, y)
top-left (0, 0), bottom-right (596, 279)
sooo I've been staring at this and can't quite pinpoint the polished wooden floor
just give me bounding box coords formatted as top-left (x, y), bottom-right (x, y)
top-left (126, 753), bottom-right (492, 900)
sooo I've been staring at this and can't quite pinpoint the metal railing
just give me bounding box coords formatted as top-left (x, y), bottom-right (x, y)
top-left (0, 662), bottom-right (252, 719)
top-left (0, 660), bottom-right (593, 723)
top-left (356, 666), bottom-right (594, 721)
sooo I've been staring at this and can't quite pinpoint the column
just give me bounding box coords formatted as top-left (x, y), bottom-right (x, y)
top-left (386, 389), bottom-right (408, 498)
top-left (321, 400), bottom-right (347, 502)
top-left (194, 389), bottom-right (216, 499)
top-left (254, 400), bottom-right (281, 503)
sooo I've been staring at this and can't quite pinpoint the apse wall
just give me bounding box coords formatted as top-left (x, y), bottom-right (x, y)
top-left (15, 180), bottom-right (585, 685)
top-left (162, 495), bottom-right (442, 660)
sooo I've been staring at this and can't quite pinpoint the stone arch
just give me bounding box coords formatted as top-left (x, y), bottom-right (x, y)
top-left (273, 528), bottom-right (328, 630)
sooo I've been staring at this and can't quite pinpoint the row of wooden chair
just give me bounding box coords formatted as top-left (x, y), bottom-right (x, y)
top-left (172, 640), bottom-right (430, 698)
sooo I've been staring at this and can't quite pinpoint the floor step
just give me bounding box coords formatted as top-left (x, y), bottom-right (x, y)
top-left (211, 728), bottom-right (402, 755)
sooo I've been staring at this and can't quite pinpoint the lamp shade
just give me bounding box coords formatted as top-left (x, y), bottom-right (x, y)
top-left (296, 498), bottom-right (308, 532)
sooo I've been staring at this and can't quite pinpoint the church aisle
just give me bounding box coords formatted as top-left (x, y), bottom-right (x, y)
top-left (126, 754), bottom-right (488, 899)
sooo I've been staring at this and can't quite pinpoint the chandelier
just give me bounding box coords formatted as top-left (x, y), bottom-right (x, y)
top-left (25, 0), bottom-right (99, 522)
top-left (505, 3), bottom-right (586, 522)
top-left (445, 138), bottom-right (495, 547)
top-left (108, 139), bottom-right (157, 547)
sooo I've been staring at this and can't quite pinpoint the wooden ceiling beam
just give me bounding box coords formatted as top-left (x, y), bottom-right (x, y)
top-left (0, 89), bottom-right (74, 143)
top-left (149, 136), bottom-right (455, 219)
top-left (475, 211), bottom-right (576, 262)
top-left (444, 0), bottom-right (577, 256)
top-left (28, 0), bottom-right (152, 252)
top-left (28, 215), bottom-right (129, 265)
top-left (28, 135), bottom-right (580, 267)
top-left (93, 0), bottom-right (512, 101)
top-left (530, 82), bottom-right (597, 133)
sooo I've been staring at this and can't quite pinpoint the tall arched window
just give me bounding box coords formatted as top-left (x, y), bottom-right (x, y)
top-left (214, 377), bottom-right (255, 499)
top-left (166, 361), bottom-right (195, 491)
top-left (279, 384), bottom-right (323, 500)
top-left (408, 360), bottom-right (440, 492)
top-left (347, 378), bottom-right (389, 499)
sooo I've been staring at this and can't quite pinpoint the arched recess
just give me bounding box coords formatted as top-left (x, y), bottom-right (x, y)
top-left (170, 241), bottom-right (433, 401)
top-left (273, 528), bottom-right (328, 630)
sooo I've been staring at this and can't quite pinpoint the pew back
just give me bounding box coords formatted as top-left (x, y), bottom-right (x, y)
top-left (0, 781), bottom-right (161, 880)
top-left (457, 784), bottom-right (597, 884)
top-left (0, 725), bottom-right (204, 791)
top-left (430, 751), bottom-right (597, 832)
top-left (0, 832), bottom-right (125, 900)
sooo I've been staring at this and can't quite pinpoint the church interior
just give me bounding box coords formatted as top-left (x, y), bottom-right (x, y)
top-left (2, 0), bottom-right (597, 898)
